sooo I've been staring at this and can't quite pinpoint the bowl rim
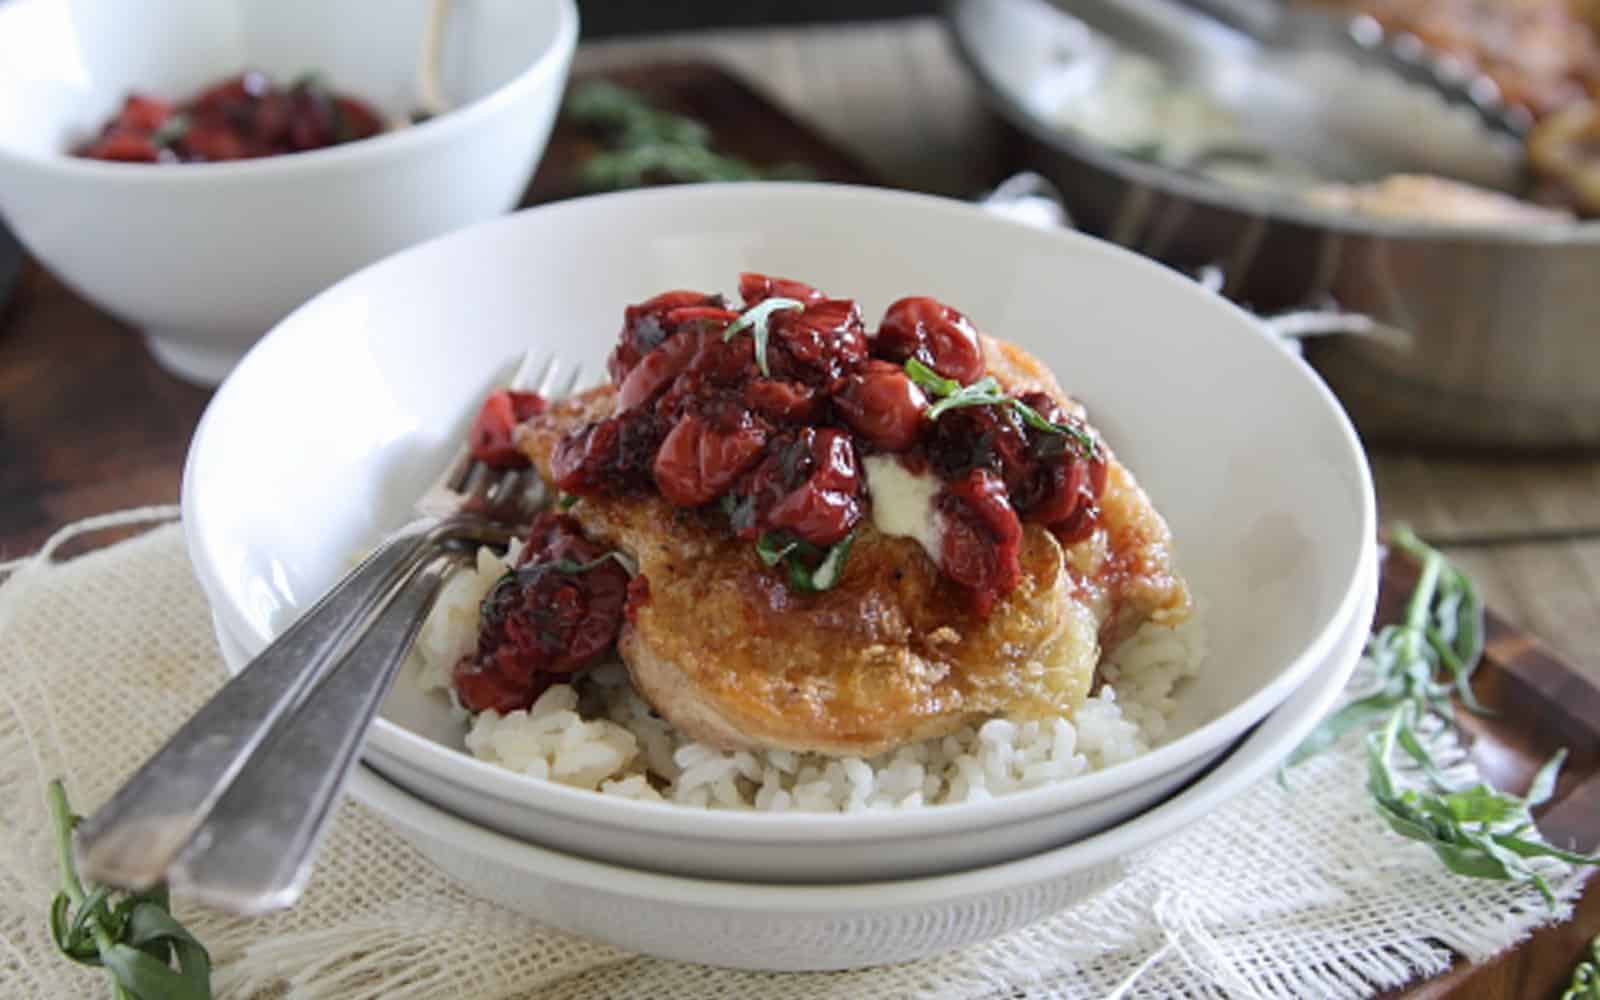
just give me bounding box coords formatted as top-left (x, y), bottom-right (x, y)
top-left (342, 564), bottom-right (1371, 905)
top-left (944, 0), bottom-right (1600, 246)
top-left (184, 181), bottom-right (1378, 840)
top-left (0, 0), bottom-right (578, 182)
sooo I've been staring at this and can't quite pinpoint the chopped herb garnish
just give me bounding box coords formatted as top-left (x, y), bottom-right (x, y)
top-left (149, 114), bottom-right (190, 149)
top-left (1286, 526), bottom-right (1599, 908)
top-left (755, 530), bottom-right (856, 592)
top-left (723, 297), bottom-right (803, 377)
top-left (46, 780), bottom-right (213, 999)
top-left (557, 494), bottom-right (581, 511)
top-left (904, 358), bottom-right (1100, 457)
top-left (755, 532), bottom-right (800, 568)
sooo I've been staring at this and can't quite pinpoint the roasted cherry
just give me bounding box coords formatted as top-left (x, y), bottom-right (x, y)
top-left (739, 272), bottom-right (826, 305)
top-left (745, 378), bottom-right (823, 424)
top-left (114, 95), bottom-right (175, 133)
top-left (607, 290), bottom-right (726, 385)
top-left (732, 428), bottom-right (862, 546)
top-left (767, 298), bottom-right (868, 384)
top-left (923, 403), bottom-right (1030, 484)
top-left (550, 410), bottom-right (664, 495)
top-left (468, 389), bottom-right (547, 467)
top-left (452, 513), bottom-right (630, 713)
top-left (875, 297), bottom-right (985, 385)
top-left (937, 468), bottom-right (1023, 616)
top-left (652, 405), bottom-right (770, 507)
top-left (831, 360), bottom-right (928, 452)
top-left (81, 132), bottom-right (161, 163)
top-left (618, 326), bottom-right (705, 412)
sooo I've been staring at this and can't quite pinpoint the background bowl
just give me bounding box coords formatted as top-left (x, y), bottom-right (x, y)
top-left (0, 0), bottom-right (576, 384)
top-left (183, 183), bottom-right (1375, 883)
top-left (213, 561), bottom-right (1372, 971)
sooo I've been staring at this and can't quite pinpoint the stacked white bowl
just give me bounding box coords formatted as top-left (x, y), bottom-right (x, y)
top-left (183, 185), bottom-right (1377, 970)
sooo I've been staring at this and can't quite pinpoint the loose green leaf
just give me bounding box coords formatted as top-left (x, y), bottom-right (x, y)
top-left (904, 360), bottom-right (1100, 457)
top-left (45, 780), bottom-right (213, 999)
top-left (557, 493), bottom-right (580, 511)
top-left (722, 297), bottom-right (803, 377)
top-left (1561, 934), bottom-right (1600, 999)
top-left (1525, 749), bottom-right (1568, 808)
top-left (902, 358), bottom-right (961, 397)
top-left (1288, 529), bottom-right (1600, 909)
top-left (1281, 692), bottom-right (1403, 771)
top-left (564, 81), bottom-right (815, 190)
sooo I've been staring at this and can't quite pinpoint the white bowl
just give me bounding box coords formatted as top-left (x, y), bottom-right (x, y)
top-left (213, 560), bottom-right (1373, 971)
top-left (183, 183), bottom-right (1376, 883)
top-left (0, 0), bottom-right (576, 384)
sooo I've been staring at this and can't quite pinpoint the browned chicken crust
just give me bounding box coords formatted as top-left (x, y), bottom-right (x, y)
top-left (517, 337), bottom-right (1190, 756)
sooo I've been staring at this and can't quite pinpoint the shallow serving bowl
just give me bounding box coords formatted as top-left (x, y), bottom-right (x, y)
top-left (0, 0), bottom-right (576, 384)
top-left (213, 561), bottom-right (1373, 971)
top-left (183, 183), bottom-right (1375, 883)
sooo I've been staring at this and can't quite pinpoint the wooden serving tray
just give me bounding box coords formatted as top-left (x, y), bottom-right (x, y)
top-left (1, 59), bottom-right (1596, 998)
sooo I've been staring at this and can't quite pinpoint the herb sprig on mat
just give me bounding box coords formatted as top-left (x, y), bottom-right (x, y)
top-left (47, 780), bottom-right (212, 1000)
top-left (1565, 934), bottom-right (1600, 999)
top-left (565, 80), bottom-right (814, 190)
top-left (1287, 527), bottom-right (1600, 906)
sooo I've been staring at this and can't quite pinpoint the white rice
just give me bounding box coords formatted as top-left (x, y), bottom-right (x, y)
top-left (410, 544), bottom-right (1203, 811)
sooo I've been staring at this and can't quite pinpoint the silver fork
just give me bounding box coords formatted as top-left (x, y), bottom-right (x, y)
top-left (75, 351), bottom-right (580, 905)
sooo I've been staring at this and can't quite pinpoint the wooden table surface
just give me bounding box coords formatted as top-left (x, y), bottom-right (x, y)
top-left (3, 17), bottom-right (1598, 999)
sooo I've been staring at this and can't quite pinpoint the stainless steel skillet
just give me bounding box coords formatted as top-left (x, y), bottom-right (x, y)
top-left (948, 0), bottom-right (1600, 452)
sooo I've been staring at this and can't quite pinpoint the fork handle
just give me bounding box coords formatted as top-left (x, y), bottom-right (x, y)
top-left (167, 549), bottom-right (465, 913)
top-left (75, 517), bottom-right (445, 890)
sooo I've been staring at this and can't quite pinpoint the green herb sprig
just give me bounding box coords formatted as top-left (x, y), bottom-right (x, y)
top-left (756, 530), bottom-right (856, 592)
top-left (47, 780), bottom-right (212, 1000)
top-left (1564, 934), bottom-right (1600, 999)
top-left (564, 81), bottom-right (814, 190)
top-left (903, 359), bottom-right (1100, 457)
top-left (1364, 705), bottom-right (1597, 905)
top-left (1286, 526), bottom-right (1485, 768)
top-left (1287, 526), bottom-right (1600, 907)
top-left (722, 297), bottom-right (804, 376)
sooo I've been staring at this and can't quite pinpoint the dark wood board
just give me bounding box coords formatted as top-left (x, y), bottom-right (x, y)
top-left (0, 60), bottom-right (1595, 998)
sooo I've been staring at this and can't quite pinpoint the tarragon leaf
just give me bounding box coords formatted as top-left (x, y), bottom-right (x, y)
top-left (905, 359), bottom-right (1099, 456)
top-left (723, 297), bottom-right (803, 377)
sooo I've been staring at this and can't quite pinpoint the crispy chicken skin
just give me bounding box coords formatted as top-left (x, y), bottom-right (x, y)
top-left (517, 336), bottom-right (1190, 756)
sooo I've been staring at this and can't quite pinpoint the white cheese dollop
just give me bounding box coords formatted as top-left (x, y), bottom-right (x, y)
top-left (862, 454), bottom-right (943, 563)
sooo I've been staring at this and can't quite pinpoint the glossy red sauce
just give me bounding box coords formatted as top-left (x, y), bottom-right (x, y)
top-left (549, 273), bottom-right (1107, 614)
top-left (75, 71), bottom-right (384, 164)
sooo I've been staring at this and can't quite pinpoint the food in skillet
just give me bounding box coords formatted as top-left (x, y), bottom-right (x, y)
top-left (76, 71), bottom-right (384, 164)
top-left (411, 274), bottom-right (1199, 810)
